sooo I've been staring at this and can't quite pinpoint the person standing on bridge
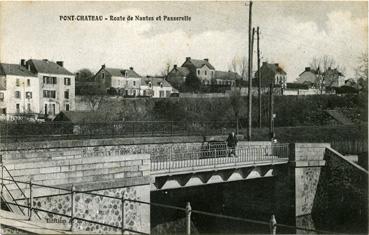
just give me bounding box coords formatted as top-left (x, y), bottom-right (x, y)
top-left (226, 132), bottom-right (238, 157)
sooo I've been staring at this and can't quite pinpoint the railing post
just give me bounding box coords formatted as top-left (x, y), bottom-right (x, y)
top-left (169, 148), bottom-right (172, 173)
top-left (121, 194), bottom-right (125, 234)
top-left (29, 180), bottom-right (33, 220)
top-left (170, 121), bottom-right (173, 136)
top-left (70, 185), bottom-right (75, 231)
top-left (132, 122), bottom-right (135, 137)
top-left (269, 214), bottom-right (277, 235)
top-left (185, 202), bottom-right (192, 235)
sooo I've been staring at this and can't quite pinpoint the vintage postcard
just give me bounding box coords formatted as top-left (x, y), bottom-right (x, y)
top-left (0, 1), bottom-right (367, 234)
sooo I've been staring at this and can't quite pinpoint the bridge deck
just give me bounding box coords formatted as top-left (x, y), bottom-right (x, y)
top-left (152, 156), bottom-right (288, 176)
top-left (151, 144), bottom-right (289, 176)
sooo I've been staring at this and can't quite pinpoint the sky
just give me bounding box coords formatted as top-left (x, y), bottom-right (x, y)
top-left (0, 1), bottom-right (367, 81)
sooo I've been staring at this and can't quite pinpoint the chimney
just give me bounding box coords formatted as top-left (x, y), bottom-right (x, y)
top-left (204, 58), bottom-right (209, 62)
top-left (305, 67), bottom-right (310, 71)
top-left (174, 65), bottom-right (177, 69)
top-left (102, 64), bottom-right (105, 69)
top-left (20, 59), bottom-right (26, 67)
top-left (129, 67), bottom-right (134, 71)
top-left (186, 57), bottom-right (191, 61)
top-left (56, 61), bottom-right (64, 67)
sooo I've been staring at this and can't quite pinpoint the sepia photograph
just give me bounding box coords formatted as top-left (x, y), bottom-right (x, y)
top-left (0, 0), bottom-right (367, 234)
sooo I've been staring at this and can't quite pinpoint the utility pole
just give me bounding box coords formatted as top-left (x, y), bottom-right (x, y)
top-left (257, 27), bottom-right (261, 128)
top-left (269, 81), bottom-right (274, 139)
top-left (247, 1), bottom-right (253, 141)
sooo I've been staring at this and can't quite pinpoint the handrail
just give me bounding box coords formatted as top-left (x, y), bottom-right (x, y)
top-left (2, 165), bottom-right (28, 199)
top-left (2, 184), bottom-right (26, 216)
top-left (4, 201), bottom-right (148, 235)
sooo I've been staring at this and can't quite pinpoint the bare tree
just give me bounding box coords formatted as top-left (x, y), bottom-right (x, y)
top-left (309, 55), bottom-right (345, 93)
top-left (355, 52), bottom-right (368, 90)
top-left (229, 56), bottom-right (248, 80)
top-left (80, 85), bottom-right (107, 111)
top-left (229, 88), bottom-right (242, 134)
top-left (160, 59), bottom-right (174, 78)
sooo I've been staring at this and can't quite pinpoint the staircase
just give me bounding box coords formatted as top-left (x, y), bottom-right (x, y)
top-left (0, 209), bottom-right (69, 234)
top-left (325, 109), bottom-right (354, 125)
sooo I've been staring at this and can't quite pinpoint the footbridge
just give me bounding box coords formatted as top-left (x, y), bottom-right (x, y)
top-left (150, 144), bottom-right (289, 190)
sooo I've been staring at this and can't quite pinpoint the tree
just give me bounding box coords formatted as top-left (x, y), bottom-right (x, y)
top-left (309, 55), bottom-right (346, 93)
top-left (229, 56), bottom-right (248, 80)
top-left (80, 84), bottom-right (107, 111)
top-left (76, 68), bottom-right (93, 82)
top-left (355, 52), bottom-right (368, 91)
top-left (229, 88), bottom-right (242, 134)
top-left (160, 59), bottom-right (173, 78)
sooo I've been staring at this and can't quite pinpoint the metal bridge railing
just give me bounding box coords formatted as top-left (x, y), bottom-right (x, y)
top-left (151, 143), bottom-right (289, 172)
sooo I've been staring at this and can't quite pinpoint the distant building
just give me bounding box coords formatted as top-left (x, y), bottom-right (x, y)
top-left (296, 66), bottom-right (344, 89)
top-left (254, 62), bottom-right (287, 88)
top-left (166, 57), bottom-right (240, 91)
top-left (0, 63), bottom-right (40, 118)
top-left (296, 67), bottom-right (320, 88)
top-left (93, 65), bottom-right (141, 97)
top-left (26, 59), bottom-right (75, 118)
top-left (140, 77), bottom-right (174, 98)
top-left (323, 67), bottom-right (345, 87)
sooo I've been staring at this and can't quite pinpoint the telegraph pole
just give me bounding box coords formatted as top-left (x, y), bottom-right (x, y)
top-left (269, 81), bottom-right (274, 139)
top-left (257, 27), bottom-right (261, 128)
top-left (247, 1), bottom-right (253, 141)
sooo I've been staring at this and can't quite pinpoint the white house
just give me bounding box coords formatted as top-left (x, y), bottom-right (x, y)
top-left (93, 65), bottom-right (141, 96)
top-left (140, 77), bottom-right (174, 98)
top-left (0, 63), bottom-right (40, 119)
top-left (25, 59), bottom-right (75, 118)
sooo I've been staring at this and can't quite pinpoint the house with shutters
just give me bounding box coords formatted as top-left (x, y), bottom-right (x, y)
top-left (93, 65), bottom-right (141, 97)
top-left (25, 59), bottom-right (75, 118)
top-left (0, 59), bottom-right (75, 119)
top-left (140, 76), bottom-right (175, 98)
top-left (166, 57), bottom-right (241, 91)
top-left (0, 63), bottom-right (40, 119)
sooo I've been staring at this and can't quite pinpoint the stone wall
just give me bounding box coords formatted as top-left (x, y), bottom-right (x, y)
top-left (1, 140), bottom-right (152, 234)
top-left (311, 147), bottom-right (368, 234)
top-left (289, 143), bottom-right (329, 217)
top-left (29, 185), bottom-right (150, 234)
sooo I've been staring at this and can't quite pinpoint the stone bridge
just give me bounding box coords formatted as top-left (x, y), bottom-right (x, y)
top-left (0, 136), bottom-right (367, 234)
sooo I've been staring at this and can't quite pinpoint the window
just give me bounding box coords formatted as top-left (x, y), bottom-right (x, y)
top-left (16, 104), bottom-right (20, 113)
top-left (16, 79), bottom-right (20, 87)
top-left (27, 79), bottom-right (30, 86)
top-left (15, 91), bottom-right (21, 99)
top-left (64, 78), bottom-right (71, 86)
top-left (64, 90), bottom-right (69, 99)
top-left (27, 103), bottom-right (31, 112)
top-left (66, 104), bottom-right (70, 111)
top-left (133, 81), bottom-right (136, 86)
top-left (0, 108), bottom-right (6, 115)
top-left (0, 92), bottom-right (4, 101)
top-left (205, 71), bottom-right (207, 76)
top-left (197, 70), bottom-right (200, 75)
top-left (102, 72), bottom-right (105, 79)
top-left (43, 90), bottom-right (56, 98)
top-left (160, 82), bottom-right (163, 88)
top-left (148, 82), bottom-right (152, 88)
top-left (43, 76), bottom-right (57, 84)
top-left (26, 92), bottom-right (32, 99)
